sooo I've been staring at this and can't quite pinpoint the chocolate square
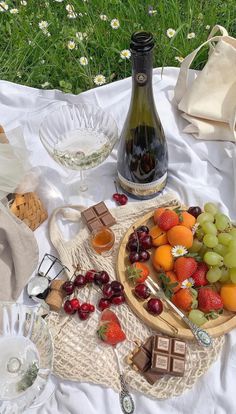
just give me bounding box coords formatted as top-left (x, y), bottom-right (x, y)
top-left (154, 335), bottom-right (171, 353)
top-left (143, 370), bottom-right (163, 385)
top-left (87, 218), bottom-right (103, 232)
top-left (172, 339), bottom-right (186, 356)
top-left (101, 212), bottom-right (115, 227)
top-left (94, 202), bottom-right (107, 215)
top-left (132, 348), bottom-right (151, 372)
top-left (82, 208), bottom-right (97, 222)
top-left (170, 357), bottom-right (185, 376)
top-left (143, 336), bottom-right (154, 355)
top-left (152, 353), bottom-right (170, 374)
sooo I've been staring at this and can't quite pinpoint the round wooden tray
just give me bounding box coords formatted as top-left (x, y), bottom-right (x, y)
top-left (116, 210), bottom-right (236, 340)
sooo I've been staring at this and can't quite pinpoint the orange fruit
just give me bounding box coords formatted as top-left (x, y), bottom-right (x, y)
top-left (172, 288), bottom-right (193, 312)
top-left (167, 225), bottom-right (193, 248)
top-left (165, 270), bottom-right (181, 293)
top-left (149, 225), bottom-right (168, 247)
top-left (180, 211), bottom-right (196, 229)
top-left (220, 284), bottom-right (236, 311)
top-left (152, 244), bottom-right (174, 272)
top-left (153, 207), bottom-right (165, 225)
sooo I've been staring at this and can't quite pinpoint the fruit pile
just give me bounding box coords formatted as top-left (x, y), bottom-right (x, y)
top-left (62, 268), bottom-right (125, 319)
top-left (126, 202), bottom-right (236, 327)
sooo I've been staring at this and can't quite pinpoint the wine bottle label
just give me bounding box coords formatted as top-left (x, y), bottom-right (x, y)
top-left (118, 172), bottom-right (167, 197)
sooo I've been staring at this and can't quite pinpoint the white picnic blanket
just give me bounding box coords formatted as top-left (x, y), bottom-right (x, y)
top-left (0, 67), bottom-right (235, 414)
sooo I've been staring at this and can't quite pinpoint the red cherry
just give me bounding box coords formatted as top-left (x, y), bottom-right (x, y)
top-left (98, 298), bottom-right (111, 311)
top-left (110, 281), bottom-right (124, 293)
top-left (137, 225), bottom-right (149, 234)
top-left (111, 294), bottom-right (125, 305)
top-left (62, 281), bottom-right (75, 295)
top-left (80, 303), bottom-right (91, 312)
top-left (129, 251), bottom-right (140, 264)
top-left (113, 193), bottom-right (120, 201)
top-left (140, 235), bottom-right (152, 250)
top-left (69, 298), bottom-right (80, 310)
top-left (126, 239), bottom-right (139, 252)
top-left (138, 250), bottom-right (150, 262)
top-left (187, 206), bottom-right (202, 218)
top-left (134, 284), bottom-right (151, 300)
top-left (118, 194), bottom-right (128, 205)
top-left (64, 300), bottom-right (76, 314)
top-left (78, 310), bottom-right (90, 320)
top-left (147, 298), bottom-right (163, 315)
top-left (85, 270), bottom-right (96, 283)
top-left (102, 283), bottom-right (114, 298)
top-left (89, 304), bottom-right (95, 312)
top-left (74, 274), bottom-right (86, 288)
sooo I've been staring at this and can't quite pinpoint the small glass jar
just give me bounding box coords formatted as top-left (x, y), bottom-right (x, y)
top-left (91, 227), bottom-right (115, 255)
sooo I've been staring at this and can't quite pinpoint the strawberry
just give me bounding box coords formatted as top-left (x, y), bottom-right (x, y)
top-left (100, 309), bottom-right (121, 327)
top-left (198, 287), bottom-right (223, 313)
top-left (191, 262), bottom-right (208, 287)
top-left (158, 210), bottom-right (179, 231)
top-left (174, 257), bottom-right (198, 282)
top-left (97, 320), bottom-right (126, 346)
top-left (127, 262), bottom-right (150, 284)
top-left (172, 288), bottom-right (193, 312)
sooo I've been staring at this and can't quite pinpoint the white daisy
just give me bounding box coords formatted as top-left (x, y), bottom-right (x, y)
top-left (41, 81), bottom-right (50, 88)
top-left (166, 28), bottom-right (176, 38)
top-left (78, 12), bottom-right (83, 17)
top-left (192, 222), bottom-right (200, 235)
top-left (10, 8), bottom-right (19, 13)
top-left (66, 4), bottom-right (73, 12)
top-left (46, 31), bottom-right (51, 37)
top-left (111, 18), bottom-right (120, 29)
top-left (79, 56), bottom-right (88, 66)
top-left (181, 278), bottom-right (194, 289)
top-left (175, 56), bottom-right (184, 63)
top-left (149, 9), bottom-right (157, 15)
top-left (39, 20), bottom-right (49, 30)
top-left (67, 40), bottom-right (76, 50)
top-left (100, 14), bottom-right (108, 21)
top-left (205, 25), bottom-right (210, 30)
top-left (67, 12), bottom-right (77, 18)
top-left (94, 74), bottom-right (106, 86)
top-left (187, 32), bottom-right (196, 39)
top-left (171, 245), bottom-right (188, 258)
top-left (76, 32), bottom-right (83, 41)
top-left (20, 1), bottom-right (27, 5)
top-left (120, 49), bottom-right (131, 59)
top-left (83, 32), bottom-right (88, 38)
top-left (0, 2), bottom-right (8, 11)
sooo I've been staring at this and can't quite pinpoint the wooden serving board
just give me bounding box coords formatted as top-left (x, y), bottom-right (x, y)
top-left (116, 210), bottom-right (236, 340)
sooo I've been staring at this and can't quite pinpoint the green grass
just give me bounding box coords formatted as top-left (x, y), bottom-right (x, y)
top-left (0, 0), bottom-right (235, 93)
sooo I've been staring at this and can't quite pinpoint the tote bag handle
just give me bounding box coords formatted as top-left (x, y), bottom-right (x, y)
top-left (174, 25), bottom-right (230, 103)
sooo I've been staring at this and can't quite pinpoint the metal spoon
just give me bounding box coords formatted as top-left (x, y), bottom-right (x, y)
top-left (146, 277), bottom-right (213, 348)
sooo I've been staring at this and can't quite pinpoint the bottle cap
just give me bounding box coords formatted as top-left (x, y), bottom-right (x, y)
top-left (130, 32), bottom-right (154, 53)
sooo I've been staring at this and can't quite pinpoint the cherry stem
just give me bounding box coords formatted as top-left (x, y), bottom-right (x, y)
top-left (133, 226), bottom-right (140, 253)
top-left (114, 180), bottom-right (119, 194)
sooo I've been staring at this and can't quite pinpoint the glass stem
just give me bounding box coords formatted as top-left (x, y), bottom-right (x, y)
top-left (79, 170), bottom-right (88, 192)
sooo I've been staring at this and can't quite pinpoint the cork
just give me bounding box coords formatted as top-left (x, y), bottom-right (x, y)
top-left (46, 280), bottom-right (67, 312)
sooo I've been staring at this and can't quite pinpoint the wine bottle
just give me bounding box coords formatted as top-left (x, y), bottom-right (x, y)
top-left (117, 32), bottom-right (168, 199)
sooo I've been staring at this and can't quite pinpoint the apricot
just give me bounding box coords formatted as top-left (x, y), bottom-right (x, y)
top-left (152, 244), bottom-right (174, 272)
top-left (220, 284), bottom-right (236, 312)
top-left (167, 225), bottom-right (193, 248)
top-left (181, 211), bottom-right (196, 229)
top-left (149, 225), bottom-right (168, 247)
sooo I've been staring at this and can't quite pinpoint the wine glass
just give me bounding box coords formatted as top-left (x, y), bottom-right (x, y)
top-left (0, 302), bottom-right (53, 414)
top-left (39, 103), bottom-right (118, 191)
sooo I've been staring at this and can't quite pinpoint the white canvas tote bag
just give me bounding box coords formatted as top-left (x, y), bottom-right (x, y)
top-left (174, 25), bottom-right (236, 142)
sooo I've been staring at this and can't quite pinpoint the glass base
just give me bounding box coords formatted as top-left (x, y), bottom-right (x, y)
top-left (26, 376), bottom-right (55, 412)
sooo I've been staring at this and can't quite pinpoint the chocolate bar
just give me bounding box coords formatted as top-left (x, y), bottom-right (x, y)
top-left (81, 202), bottom-right (116, 232)
top-left (151, 335), bottom-right (186, 377)
top-left (131, 337), bottom-right (163, 385)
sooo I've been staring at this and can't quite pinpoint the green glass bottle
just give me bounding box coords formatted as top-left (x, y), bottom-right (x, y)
top-left (117, 32), bottom-right (168, 199)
